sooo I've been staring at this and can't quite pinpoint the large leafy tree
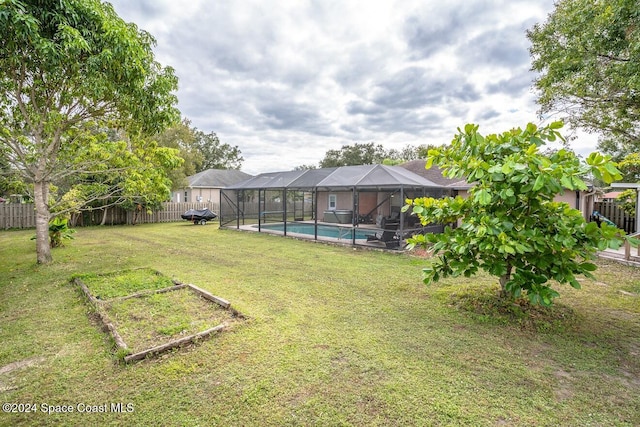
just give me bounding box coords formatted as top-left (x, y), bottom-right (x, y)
top-left (194, 130), bottom-right (243, 171)
top-left (58, 132), bottom-right (182, 225)
top-left (319, 142), bottom-right (387, 167)
top-left (0, 152), bottom-right (28, 198)
top-left (405, 123), bottom-right (625, 306)
top-left (318, 142), bottom-right (436, 168)
top-left (617, 152), bottom-right (640, 182)
top-left (155, 119), bottom-right (205, 189)
top-left (0, 0), bottom-right (180, 263)
top-left (384, 144), bottom-right (436, 164)
top-left (156, 119), bottom-right (244, 186)
top-left (528, 0), bottom-right (640, 159)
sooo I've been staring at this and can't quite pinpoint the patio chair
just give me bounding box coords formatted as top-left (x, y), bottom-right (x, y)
top-left (367, 215), bottom-right (401, 248)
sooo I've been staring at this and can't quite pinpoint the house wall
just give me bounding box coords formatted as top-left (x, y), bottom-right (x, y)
top-left (314, 190), bottom-right (447, 222)
top-left (582, 193), bottom-right (595, 220)
top-left (377, 192), bottom-right (392, 216)
top-left (172, 188), bottom-right (221, 204)
top-left (359, 192), bottom-right (377, 217)
top-left (554, 191), bottom-right (577, 209)
top-left (317, 191), bottom-right (353, 221)
top-left (315, 190), bottom-right (400, 222)
top-left (455, 189), bottom-right (470, 200)
top-left (554, 190), bottom-right (595, 220)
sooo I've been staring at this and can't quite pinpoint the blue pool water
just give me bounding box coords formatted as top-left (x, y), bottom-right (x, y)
top-left (255, 223), bottom-right (375, 240)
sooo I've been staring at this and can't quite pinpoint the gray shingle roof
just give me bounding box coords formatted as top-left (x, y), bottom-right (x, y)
top-left (187, 169), bottom-right (253, 188)
top-left (399, 160), bottom-right (472, 190)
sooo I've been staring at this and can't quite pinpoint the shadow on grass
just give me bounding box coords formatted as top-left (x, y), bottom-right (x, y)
top-left (434, 282), bottom-right (577, 333)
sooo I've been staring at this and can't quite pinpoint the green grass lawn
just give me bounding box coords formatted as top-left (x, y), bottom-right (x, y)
top-left (1, 222), bottom-right (639, 426)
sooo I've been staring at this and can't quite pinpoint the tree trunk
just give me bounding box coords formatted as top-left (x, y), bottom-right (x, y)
top-left (34, 180), bottom-right (52, 264)
top-left (499, 262), bottom-right (513, 298)
top-left (100, 207), bottom-right (108, 226)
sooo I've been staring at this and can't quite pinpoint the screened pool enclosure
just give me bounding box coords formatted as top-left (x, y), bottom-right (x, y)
top-left (220, 164), bottom-right (449, 249)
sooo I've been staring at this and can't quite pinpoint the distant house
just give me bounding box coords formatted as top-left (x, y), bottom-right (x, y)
top-left (400, 159), bottom-right (596, 220)
top-left (172, 169), bottom-right (253, 203)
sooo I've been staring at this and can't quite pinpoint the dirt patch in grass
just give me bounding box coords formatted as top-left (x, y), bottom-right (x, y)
top-left (0, 356), bottom-right (47, 392)
top-left (408, 247), bottom-right (434, 258)
top-left (103, 287), bottom-right (238, 353)
top-left (0, 356), bottom-right (46, 375)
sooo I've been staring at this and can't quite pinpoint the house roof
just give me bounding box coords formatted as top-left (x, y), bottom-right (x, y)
top-left (187, 169), bottom-right (253, 188)
top-left (227, 164), bottom-right (442, 191)
top-left (399, 160), bottom-right (473, 190)
top-left (602, 191), bottom-right (623, 199)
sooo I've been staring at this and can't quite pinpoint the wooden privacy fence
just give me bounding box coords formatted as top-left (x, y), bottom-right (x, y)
top-left (0, 203), bottom-right (36, 229)
top-left (0, 202), bottom-right (220, 230)
top-left (593, 200), bottom-right (636, 234)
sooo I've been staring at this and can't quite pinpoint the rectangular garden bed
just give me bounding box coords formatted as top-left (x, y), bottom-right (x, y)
top-left (72, 268), bottom-right (244, 363)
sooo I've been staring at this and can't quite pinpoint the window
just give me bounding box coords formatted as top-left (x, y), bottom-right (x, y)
top-left (184, 191), bottom-right (188, 202)
top-left (328, 194), bottom-right (337, 210)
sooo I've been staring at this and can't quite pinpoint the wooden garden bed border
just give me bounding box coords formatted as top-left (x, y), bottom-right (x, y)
top-left (73, 274), bottom-right (245, 363)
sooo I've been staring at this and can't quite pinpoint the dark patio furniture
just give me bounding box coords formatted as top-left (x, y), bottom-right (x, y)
top-left (366, 215), bottom-right (401, 248)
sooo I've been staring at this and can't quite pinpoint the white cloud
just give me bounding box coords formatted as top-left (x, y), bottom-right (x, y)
top-left (108, 0), bottom-right (592, 175)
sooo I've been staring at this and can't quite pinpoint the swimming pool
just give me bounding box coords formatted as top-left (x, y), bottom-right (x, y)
top-left (255, 223), bottom-right (375, 240)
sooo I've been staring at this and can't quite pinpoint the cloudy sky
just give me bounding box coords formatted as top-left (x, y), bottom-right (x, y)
top-left (109, 0), bottom-right (595, 175)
